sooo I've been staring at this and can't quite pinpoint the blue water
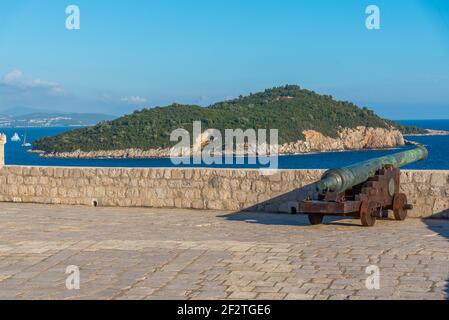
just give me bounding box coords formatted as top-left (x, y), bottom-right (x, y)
top-left (1, 120), bottom-right (448, 169)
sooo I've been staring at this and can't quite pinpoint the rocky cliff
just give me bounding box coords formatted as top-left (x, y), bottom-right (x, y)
top-left (279, 126), bottom-right (404, 154)
top-left (39, 126), bottom-right (405, 159)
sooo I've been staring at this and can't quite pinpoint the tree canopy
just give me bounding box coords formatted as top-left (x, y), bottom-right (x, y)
top-left (34, 85), bottom-right (426, 153)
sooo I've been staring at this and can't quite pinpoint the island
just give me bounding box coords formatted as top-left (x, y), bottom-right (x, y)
top-left (0, 112), bottom-right (115, 128)
top-left (32, 85), bottom-right (427, 159)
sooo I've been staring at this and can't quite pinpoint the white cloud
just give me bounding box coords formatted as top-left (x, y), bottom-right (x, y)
top-left (120, 96), bottom-right (148, 104)
top-left (3, 70), bottom-right (23, 83)
top-left (0, 69), bottom-right (65, 96)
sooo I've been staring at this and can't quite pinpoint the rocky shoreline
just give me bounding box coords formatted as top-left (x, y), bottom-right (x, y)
top-left (35, 126), bottom-right (406, 159)
top-left (404, 129), bottom-right (449, 137)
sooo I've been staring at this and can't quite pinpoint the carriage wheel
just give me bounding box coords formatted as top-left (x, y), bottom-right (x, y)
top-left (308, 214), bottom-right (324, 225)
top-left (393, 193), bottom-right (408, 221)
top-left (360, 200), bottom-right (377, 227)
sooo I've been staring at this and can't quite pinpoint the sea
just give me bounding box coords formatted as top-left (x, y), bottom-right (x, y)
top-left (1, 119), bottom-right (448, 170)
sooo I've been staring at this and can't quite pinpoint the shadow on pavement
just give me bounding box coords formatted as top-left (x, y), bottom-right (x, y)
top-left (220, 180), bottom-right (381, 228)
top-left (219, 211), bottom-right (365, 228)
top-left (221, 181), bottom-right (449, 299)
top-left (424, 216), bottom-right (449, 299)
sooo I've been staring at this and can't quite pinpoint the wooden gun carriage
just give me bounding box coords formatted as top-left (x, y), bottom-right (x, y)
top-left (299, 146), bottom-right (428, 227)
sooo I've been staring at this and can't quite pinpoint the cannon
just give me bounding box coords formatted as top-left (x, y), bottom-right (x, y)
top-left (299, 146), bottom-right (428, 227)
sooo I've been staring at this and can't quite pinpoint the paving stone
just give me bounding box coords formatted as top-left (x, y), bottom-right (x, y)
top-left (256, 292), bottom-right (287, 299)
top-left (285, 293), bottom-right (315, 300)
top-left (228, 291), bottom-right (258, 299)
top-left (0, 203), bottom-right (448, 300)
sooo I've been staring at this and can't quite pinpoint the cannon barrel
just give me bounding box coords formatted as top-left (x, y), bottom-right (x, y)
top-left (316, 145), bottom-right (428, 194)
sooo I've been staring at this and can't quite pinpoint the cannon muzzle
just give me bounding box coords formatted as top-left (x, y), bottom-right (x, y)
top-left (317, 145), bottom-right (428, 194)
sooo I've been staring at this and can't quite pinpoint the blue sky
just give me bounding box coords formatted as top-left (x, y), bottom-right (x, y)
top-left (0, 0), bottom-right (448, 119)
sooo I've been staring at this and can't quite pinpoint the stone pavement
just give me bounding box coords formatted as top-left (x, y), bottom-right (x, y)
top-left (0, 203), bottom-right (448, 300)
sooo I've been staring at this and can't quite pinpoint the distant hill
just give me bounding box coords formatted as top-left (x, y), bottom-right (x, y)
top-left (0, 112), bottom-right (116, 128)
top-left (0, 106), bottom-right (57, 117)
top-left (33, 85), bottom-right (427, 153)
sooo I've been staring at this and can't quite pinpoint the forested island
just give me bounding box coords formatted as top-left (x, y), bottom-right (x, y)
top-left (33, 85), bottom-right (427, 158)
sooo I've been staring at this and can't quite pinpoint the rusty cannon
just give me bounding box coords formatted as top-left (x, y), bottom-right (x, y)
top-left (299, 146), bottom-right (428, 227)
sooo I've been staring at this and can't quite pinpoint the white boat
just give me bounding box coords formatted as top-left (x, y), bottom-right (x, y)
top-left (22, 134), bottom-right (32, 147)
top-left (10, 132), bottom-right (21, 142)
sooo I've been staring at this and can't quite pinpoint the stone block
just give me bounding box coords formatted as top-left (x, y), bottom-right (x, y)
top-left (413, 171), bottom-right (430, 184)
top-left (430, 173), bottom-right (448, 187)
top-left (206, 200), bottom-right (222, 210)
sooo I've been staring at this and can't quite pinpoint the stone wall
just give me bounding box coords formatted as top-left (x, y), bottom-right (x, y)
top-left (0, 134), bottom-right (6, 167)
top-left (0, 166), bottom-right (448, 218)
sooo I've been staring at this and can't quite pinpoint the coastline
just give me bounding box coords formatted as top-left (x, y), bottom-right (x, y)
top-left (27, 127), bottom-right (449, 161)
top-left (34, 126), bottom-right (407, 160)
top-left (31, 146), bottom-right (408, 160)
top-left (404, 129), bottom-right (449, 137)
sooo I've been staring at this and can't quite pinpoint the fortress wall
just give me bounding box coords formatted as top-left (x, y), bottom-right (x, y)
top-left (0, 134), bottom-right (6, 166)
top-left (0, 166), bottom-right (448, 218)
